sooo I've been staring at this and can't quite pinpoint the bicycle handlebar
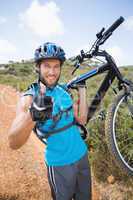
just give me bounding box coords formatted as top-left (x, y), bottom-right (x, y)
top-left (71, 16), bottom-right (125, 74)
top-left (96, 16), bottom-right (125, 47)
top-left (103, 16), bottom-right (124, 37)
top-left (87, 17), bottom-right (125, 56)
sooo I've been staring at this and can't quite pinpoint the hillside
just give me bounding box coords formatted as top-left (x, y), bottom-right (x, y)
top-left (0, 60), bottom-right (133, 91)
top-left (0, 60), bottom-right (133, 199)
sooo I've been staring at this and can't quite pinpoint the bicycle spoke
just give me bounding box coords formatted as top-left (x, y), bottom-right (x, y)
top-left (120, 143), bottom-right (132, 152)
top-left (113, 92), bottom-right (133, 173)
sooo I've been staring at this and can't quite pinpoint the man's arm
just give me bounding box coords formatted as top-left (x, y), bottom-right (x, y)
top-left (8, 95), bottom-right (35, 150)
top-left (73, 87), bottom-right (88, 125)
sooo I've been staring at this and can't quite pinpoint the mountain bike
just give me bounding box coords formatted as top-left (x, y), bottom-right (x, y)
top-left (67, 16), bottom-right (133, 176)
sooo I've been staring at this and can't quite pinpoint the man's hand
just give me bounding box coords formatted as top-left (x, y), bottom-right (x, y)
top-left (29, 95), bottom-right (53, 121)
top-left (29, 82), bottom-right (53, 121)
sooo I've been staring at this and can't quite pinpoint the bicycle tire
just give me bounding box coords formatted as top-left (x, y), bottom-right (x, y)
top-left (105, 90), bottom-right (133, 176)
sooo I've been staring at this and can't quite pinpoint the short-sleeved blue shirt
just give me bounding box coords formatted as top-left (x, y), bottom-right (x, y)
top-left (23, 82), bottom-right (87, 166)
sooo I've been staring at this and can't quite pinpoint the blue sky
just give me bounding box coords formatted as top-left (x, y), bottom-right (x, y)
top-left (0, 0), bottom-right (133, 66)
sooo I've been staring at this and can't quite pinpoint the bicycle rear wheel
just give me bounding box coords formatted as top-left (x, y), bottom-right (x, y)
top-left (105, 89), bottom-right (133, 176)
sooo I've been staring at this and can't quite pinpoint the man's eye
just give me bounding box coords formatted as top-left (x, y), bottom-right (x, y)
top-left (54, 65), bottom-right (60, 69)
top-left (44, 64), bottom-right (50, 68)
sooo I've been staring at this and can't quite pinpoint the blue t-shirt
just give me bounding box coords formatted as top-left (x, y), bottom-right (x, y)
top-left (23, 82), bottom-right (87, 166)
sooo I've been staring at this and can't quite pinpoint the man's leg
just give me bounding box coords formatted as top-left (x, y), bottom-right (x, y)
top-left (74, 153), bottom-right (92, 200)
top-left (47, 164), bottom-right (78, 200)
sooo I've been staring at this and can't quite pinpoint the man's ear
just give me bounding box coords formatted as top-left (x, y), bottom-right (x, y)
top-left (34, 64), bottom-right (40, 73)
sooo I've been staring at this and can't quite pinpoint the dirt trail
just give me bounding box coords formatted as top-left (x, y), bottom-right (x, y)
top-left (0, 85), bottom-right (100, 200)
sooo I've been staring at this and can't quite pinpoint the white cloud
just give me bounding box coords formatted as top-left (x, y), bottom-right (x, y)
top-left (0, 39), bottom-right (17, 63)
top-left (69, 43), bottom-right (92, 59)
top-left (123, 16), bottom-right (133, 31)
top-left (70, 44), bottom-right (130, 66)
top-left (75, 44), bottom-right (90, 56)
top-left (107, 46), bottom-right (123, 66)
top-left (0, 39), bottom-right (17, 54)
top-left (19, 0), bottom-right (64, 37)
top-left (0, 16), bottom-right (7, 24)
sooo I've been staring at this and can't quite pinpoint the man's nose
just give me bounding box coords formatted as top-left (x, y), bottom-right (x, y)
top-left (49, 68), bottom-right (55, 75)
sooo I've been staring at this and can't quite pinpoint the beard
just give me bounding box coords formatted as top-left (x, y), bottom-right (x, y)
top-left (38, 71), bottom-right (60, 88)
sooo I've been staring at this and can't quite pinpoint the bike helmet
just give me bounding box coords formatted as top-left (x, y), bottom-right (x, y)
top-left (34, 42), bottom-right (66, 64)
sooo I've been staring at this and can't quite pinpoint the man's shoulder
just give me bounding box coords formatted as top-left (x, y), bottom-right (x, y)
top-left (22, 80), bottom-right (39, 97)
top-left (16, 94), bottom-right (33, 114)
top-left (26, 80), bottom-right (39, 91)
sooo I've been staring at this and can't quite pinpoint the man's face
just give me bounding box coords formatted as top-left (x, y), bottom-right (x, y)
top-left (39, 59), bottom-right (61, 87)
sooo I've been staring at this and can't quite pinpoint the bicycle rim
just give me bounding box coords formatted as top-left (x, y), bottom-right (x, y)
top-left (112, 92), bottom-right (133, 173)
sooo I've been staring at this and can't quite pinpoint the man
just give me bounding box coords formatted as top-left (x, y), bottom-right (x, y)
top-left (8, 42), bottom-right (91, 200)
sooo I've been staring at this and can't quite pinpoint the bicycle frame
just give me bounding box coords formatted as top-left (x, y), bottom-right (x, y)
top-left (67, 51), bottom-right (129, 122)
top-left (66, 16), bottom-right (133, 123)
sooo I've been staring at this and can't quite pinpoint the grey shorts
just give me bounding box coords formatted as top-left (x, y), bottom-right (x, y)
top-left (46, 153), bottom-right (91, 200)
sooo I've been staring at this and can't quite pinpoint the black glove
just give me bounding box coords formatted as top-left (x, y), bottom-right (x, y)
top-left (29, 95), bottom-right (53, 121)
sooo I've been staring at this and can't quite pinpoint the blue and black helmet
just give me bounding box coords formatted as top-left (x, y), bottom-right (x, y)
top-left (34, 42), bottom-right (66, 64)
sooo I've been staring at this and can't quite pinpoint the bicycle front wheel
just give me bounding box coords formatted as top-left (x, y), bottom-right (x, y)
top-left (105, 90), bottom-right (133, 176)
